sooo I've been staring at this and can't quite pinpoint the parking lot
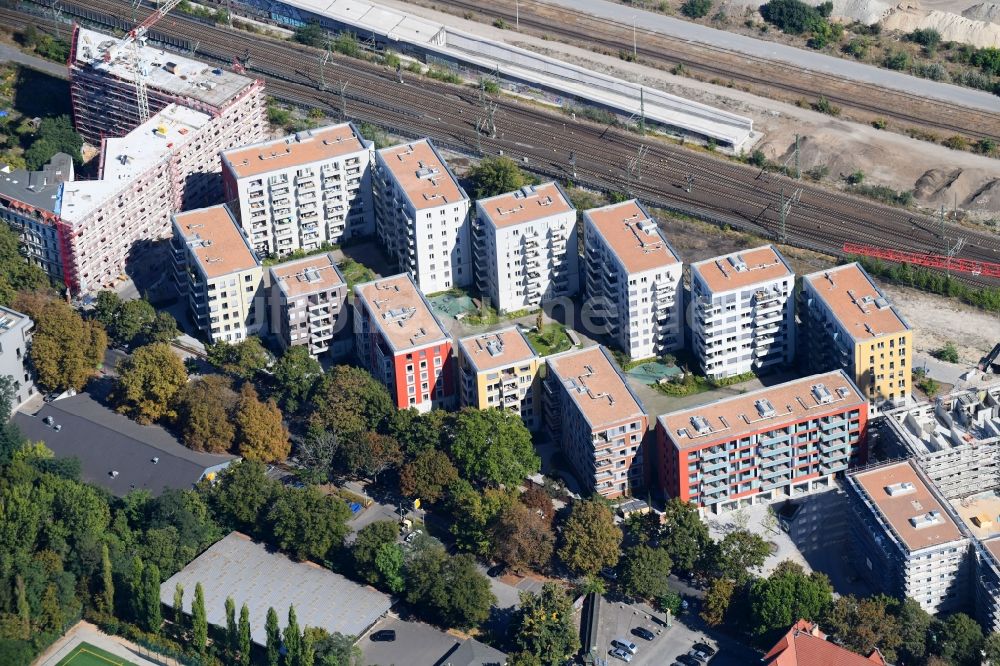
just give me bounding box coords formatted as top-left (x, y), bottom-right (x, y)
top-left (360, 616), bottom-right (461, 666)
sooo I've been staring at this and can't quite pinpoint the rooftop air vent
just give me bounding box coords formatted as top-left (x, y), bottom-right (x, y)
top-left (486, 339), bottom-right (503, 357)
top-left (690, 415), bottom-right (712, 435)
top-left (755, 399), bottom-right (776, 419)
top-left (910, 510), bottom-right (942, 529)
top-left (812, 383), bottom-right (833, 404)
top-left (728, 254), bottom-right (748, 272)
top-left (885, 481), bottom-right (916, 497)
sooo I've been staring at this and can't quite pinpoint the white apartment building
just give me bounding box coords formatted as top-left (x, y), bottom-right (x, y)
top-left (0, 307), bottom-right (35, 409)
top-left (473, 182), bottom-right (578, 313)
top-left (222, 123), bottom-right (374, 257)
top-left (583, 200), bottom-right (683, 361)
top-left (373, 140), bottom-right (471, 294)
top-left (171, 204), bottom-right (264, 343)
top-left (690, 245), bottom-right (795, 379)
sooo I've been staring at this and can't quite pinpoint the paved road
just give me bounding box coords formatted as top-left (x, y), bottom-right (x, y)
top-left (538, 0), bottom-right (1000, 112)
top-left (914, 351), bottom-right (970, 387)
top-left (0, 42), bottom-right (67, 78)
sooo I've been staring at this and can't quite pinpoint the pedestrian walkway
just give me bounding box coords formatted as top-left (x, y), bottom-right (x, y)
top-left (0, 42), bottom-right (67, 79)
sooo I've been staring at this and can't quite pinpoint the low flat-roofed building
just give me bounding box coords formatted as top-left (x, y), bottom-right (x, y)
top-left (801, 262), bottom-right (912, 407)
top-left (161, 532), bottom-right (391, 646)
top-left (269, 253), bottom-right (348, 358)
top-left (690, 245), bottom-right (795, 379)
top-left (658, 370), bottom-right (868, 514)
top-left (353, 273), bottom-right (455, 412)
top-left (884, 384), bottom-right (1000, 500)
top-left (171, 204), bottom-right (264, 343)
top-left (222, 123), bottom-right (375, 256)
top-left (583, 200), bottom-right (683, 360)
top-left (13, 393), bottom-right (236, 496)
top-left (457, 327), bottom-right (540, 430)
top-left (845, 460), bottom-right (971, 614)
top-left (473, 182), bottom-right (578, 313)
top-left (544, 345), bottom-right (647, 498)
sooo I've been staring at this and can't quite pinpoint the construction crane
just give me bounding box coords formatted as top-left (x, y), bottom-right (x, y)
top-left (106, 0), bottom-right (184, 124)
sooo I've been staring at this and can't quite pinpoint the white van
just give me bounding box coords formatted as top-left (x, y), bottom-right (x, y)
top-left (611, 638), bottom-right (638, 655)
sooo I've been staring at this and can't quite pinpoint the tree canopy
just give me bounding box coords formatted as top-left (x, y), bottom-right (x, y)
top-left (558, 499), bottom-right (622, 578)
top-left (0, 224), bottom-right (49, 306)
top-left (308, 365), bottom-right (394, 440)
top-left (467, 156), bottom-right (531, 199)
top-left (404, 538), bottom-right (495, 630)
top-left (92, 292), bottom-right (177, 348)
top-left (17, 294), bottom-right (106, 391)
top-left (234, 383), bottom-right (290, 463)
top-left (400, 448), bottom-right (458, 503)
top-left (489, 502), bottom-right (554, 573)
top-left (112, 343), bottom-right (188, 424)
top-left (267, 485), bottom-right (351, 562)
top-left (448, 408), bottom-right (539, 488)
top-left (747, 561), bottom-right (833, 642)
top-left (619, 544), bottom-right (672, 601)
top-left (172, 375), bottom-right (237, 453)
top-left (269, 345), bottom-right (322, 413)
top-left (510, 583), bottom-right (580, 664)
top-left (206, 337), bottom-right (272, 380)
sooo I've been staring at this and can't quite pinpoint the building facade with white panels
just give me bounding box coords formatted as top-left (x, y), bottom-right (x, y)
top-left (473, 182), bottom-right (578, 313)
top-left (171, 205), bottom-right (264, 343)
top-left (583, 200), bottom-right (683, 361)
top-left (0, 307), bottom-right (35, 409)
top-left (373, 140), bottom-right (471, 294)
top-left (268, 253), bottom-right (348, 358)
top-left (222, 123), bottom-right (374, 257)
top-left (690, 245), bottom-right (795, 379)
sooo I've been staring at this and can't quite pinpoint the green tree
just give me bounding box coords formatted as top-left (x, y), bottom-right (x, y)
top-left (20, 296), bottom-right (106, 391)
top-left (400, 448), bottom-right (458, 502)
top-left (352, 521), bottom-right (400, 586)
top-left (206, 337), bottom-right (272, 379)
top-left (144, 311), bottom-right (181, 345)
top-left (896, 598), bottom-right (931, 665)
top-left (681, 0), bottom-right (712, 18)
top-left (235, 383), bottom-right (291, 463)
top-left (270, 345), bottom-right (322, 412)
top-left (225, 596), bottom-right (238, 659)
top-left (375, 542), bottom-right (405, 594)
top-left (405, 538), bottom-right (496, 629)
top-left (239, 603), bottom-right (252, 666)
top-left (511, 583), bottom-right (580, 663)
top-left (109, 299), bottom-right (157, 348)
top-left (268, 486), bottom-right (351, 561)
top-left (620, 545), bottom-right (672, 601)
top-left (25, 116), bottom-right (83, 169)
top-left (938, 612), bottom-right (984, 666)
top-left (709, 528), bottom-right (771, 583)
top-left (447, 480), bottom-right (516, 556)
top-left (387, 408), bottom-right (451, 457)
top-left (294, 21), bottom-right (326, 47)
top-left (338, 431), bottom-right (402, 482)
top-left (301, 625), bottom-right (316, 666)
top-left (100, 543), bottom-right (114, 615)
top-left (984, 632), bottom-right (1000, 666)
top-left (284, 605), bottom-right (301, 666)
top-left (173, 375), bottom-right (237, 453)
top-left (112, 343), bottom-right (188, 424)
top-left (127, 556), bottom-right (145, 623)
top-left (308, 365), bottom-right (394, 439)
top-left (823, 595), bottom-right (901, 663)
top-left (662, 498), bottom-right (711, 574)
top-left (935, 341), bottom-right (960, 363)
top-left (311, 629), bottom-right (362, 666)
top-left (14, 576), bottom-right (29, 639)
top-left (0, 226), bottom-right (48, 307)
top-left (173, 583), bottom-right (185, 636)
top-left (490, 502), bottom-right (554, 572)
top-left (558, 499), bottom-right (622, 577)
top-left (192, 582), bottom-right (208, 654)
top-left (141, 562), bottom-right (162, 633)
top-left (468, 156), bottom-right (529, 198)
top-left (747, 561), bottom-right (832, 642)
top-left (266, 606), bottom-right (281, 666)
top-left (211, 460), bottom-right (278, 532)
top-left (448, 408), bottom-right (539, 488)
top-left (760, 0), bottom-right (822, 33)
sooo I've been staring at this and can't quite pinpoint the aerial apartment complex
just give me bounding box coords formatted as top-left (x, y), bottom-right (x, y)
top-left (373, 140), bottom-right (471, 294)
top-left (268, 253), bottom-right (348, 358)
top-left (845, 460), bottom-right (971, 614)
top-left (473, 182), bottom-right (578, 313)
top-left (222, 123), bottom-right (374, 256)
top-left (0, 307), bottom-right (35, 410)
top-left (69, 26), bottom-right (267, 162)
top-left (801, 262), bottom-right (912, 407)
top-left (353, 274), bottom-right (455, 412)
top-left (690, 245), bottom-right (795, 379)
top-left (171, 205), bottom-right (264, 343)
top-left (0, 153), bottom-right (73, 281)
top-left (583, 200), bottom-right (683, 360)
top-left (544, 346), bottom-right (648, 498)
top-left (658, 370), bottom-right (868, 514)
top-left (457, 327), bottom-right (541, 431)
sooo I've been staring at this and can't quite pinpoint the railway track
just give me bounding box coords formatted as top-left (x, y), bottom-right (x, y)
top-left (5, 0), bottom-right (999, 290)
top-left (424, 0), bottom-right (1000, 142)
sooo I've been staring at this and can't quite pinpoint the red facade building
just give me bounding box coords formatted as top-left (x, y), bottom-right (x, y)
top-left (658, 370), bottom-right (868, 514)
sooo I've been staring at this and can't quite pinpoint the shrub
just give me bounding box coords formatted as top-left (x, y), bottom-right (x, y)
top-left (760, 0), bottom-right (823, 34)
top-left (884, 50), bottom-right (911, 71)
top-left (681, 0), bottom-right (713, 18)
top-left (942, 135), bottom-right (968, 151)
top-left (976, 138), bottom-right (997, 155)
top-left (908, 28), bottom-right (942, 54)
top-left (812, 96), bottom-right (841, 115)
top-left (843, 37), bottom-right (869, 58)
top-left (749, 149), bottom-right (768, 167)
top-left (846, 170), bottom-right (865, 185)
top-left (871, 118), bottom-right (887, 130)
top-left (935, 342), bottom-right (960, 363)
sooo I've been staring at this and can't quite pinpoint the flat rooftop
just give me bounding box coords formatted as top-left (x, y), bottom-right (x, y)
top-left (459, 326), bottom-right (537, 373)
top-left (952, 490), bottom-right (1000, 541)
top-left (692, 245), bottom-right (793, 294)
top-left (60, 104), bottom-right (210, 224)
top-left (377, 139), bottom-right (466, 211)
top-left (355, 273), bottom-right (449, 352)
top-left (585, 199), bottom-right (680, 274)
top-left (174, 204), bottom-right (259, 279)
top-left (13, 393), bottom-right (235, 497)
top-left (0, 306), bottom-right (30, 335)
top-left (851, 460), bottom-right (964, 553)
top-left (0, 152), bottom-right (72, 214)
top-left (803, 263), bottom-right (909, 342)
top-left (222, 123), bottom-right (369, 179)
top-left (73, 26), bottom-right (256, 109)
top-left (160, 532), bottom-right (391, 646)
top-left (659, 370), bottom-right (865, 450)
top-left (547, 345), bottom-right (645, 430)
top-left (281, 0), bottom-right (444, 45)
top-left (477, 182), bottom-right (574, 229)
top-left (270, 252), bottom-right (345, 298)
top-left (984, 535), bottom-right (1000, 565)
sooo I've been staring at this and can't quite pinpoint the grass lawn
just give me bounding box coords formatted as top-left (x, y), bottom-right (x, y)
top-left (526, 323), bottom-right (572, 356)
top-left (339, 257), bottom-right (376, 290)
top-left (56, 642), bottom-right (139, 666)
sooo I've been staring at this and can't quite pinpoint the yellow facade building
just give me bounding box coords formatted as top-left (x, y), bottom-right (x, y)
top-left (457, 327), bottom-right (541, 430)
top-left (801, 262), bottom-right (912, 406)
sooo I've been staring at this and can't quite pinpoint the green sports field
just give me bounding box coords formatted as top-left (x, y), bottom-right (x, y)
top-left (55, 642), bottom-right (139, 666)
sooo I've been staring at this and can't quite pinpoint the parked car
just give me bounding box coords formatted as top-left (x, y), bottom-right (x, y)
top-left (687, 649), bottom-right (707, 663)
top-left (676, 655), bottom-right (701, 666)
top-left (487, 563), bottom-right (507, 577)
top-left (693, 643), bottom-right (717, 657)
top-left (370, 630), bottom-right (396, 641)
top-left (631, 626), bottom-right (655, 641)
top-left (609, 647), bottom-right (633, 663)
top-left (404, 529), bottom-right (423, 544)
top-left (610, 638), bottom-right (638, 655)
